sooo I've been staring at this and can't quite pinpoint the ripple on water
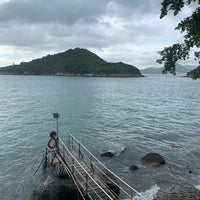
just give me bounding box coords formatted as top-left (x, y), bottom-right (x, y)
top-left (0, 75), bottom-right (200, 199)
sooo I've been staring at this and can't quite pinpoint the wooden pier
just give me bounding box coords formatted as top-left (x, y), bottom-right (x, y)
top-left (45, 134), bottom-right (147, 200)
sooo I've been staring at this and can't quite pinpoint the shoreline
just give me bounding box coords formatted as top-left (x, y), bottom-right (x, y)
top-left (0, 72), bottom-right (144, 78)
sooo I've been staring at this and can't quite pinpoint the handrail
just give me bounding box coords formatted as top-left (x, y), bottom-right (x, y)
top-left (68, 135), bottom-right (131, 198)
top-left (59, 139), bottom-right (114, 200)
top-left (56, 152), bottom-right (85, 199)
top-left (69, 136), bottom-right (131, 198)
top-left (67, 134), bottom-right (148, 200)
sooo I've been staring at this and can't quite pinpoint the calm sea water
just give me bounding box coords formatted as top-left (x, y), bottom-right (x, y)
top-left (0, 74), bottom-right (200, 199)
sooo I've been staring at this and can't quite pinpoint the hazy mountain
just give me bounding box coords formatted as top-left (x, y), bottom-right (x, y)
top-left (141, 67), bottom-right (162, 74)
top-left (141, 64), bottom-right (196, 74)
top-left (183, 65), bottom-right (197, 70)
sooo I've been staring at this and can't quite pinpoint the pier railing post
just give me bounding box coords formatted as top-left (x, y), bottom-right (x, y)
top-left (78, 143), bottom-right (81, 158)
top-left (90, 156), bottom-right (94, 174)
top-left (72, 136), bottom-right (74, 151)
top-left (72, 158), bottom-right (74, 175)
top-left (130, 190), bottom-right (133, 199)
top-left (85, 173), bottom-right (88, 195)
top-left (43, 148), bottom-right (48, 169)
top-left (68, 134), bottom-right (71, 149)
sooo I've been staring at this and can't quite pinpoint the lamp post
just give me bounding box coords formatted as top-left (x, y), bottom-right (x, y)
top-left (53, 113), bottom-right (59, 137)
top-left (53, 113), bottom-right (60, 152)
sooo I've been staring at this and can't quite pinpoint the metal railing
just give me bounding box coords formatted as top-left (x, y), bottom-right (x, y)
top-left (59, 139), bottom-right (115, 199)
top-left (60, 134), bottom-right (148, 200)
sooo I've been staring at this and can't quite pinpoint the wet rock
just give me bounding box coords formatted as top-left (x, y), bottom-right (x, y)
top-left (100, 151), bottom-right (114, 157)
top-left (100, 146), bottom-right (126, 157)
top-left (129, 164), bottom-right (139, 171)
top-left (142, 153), bottom-right (165, 166)
top-left (100, 170), bottom-right (120, 196)
top-left (154, 184), bottom-right (200, 200)
top-left (30, 175), bottom-right (79, 200)
top-left (107, 183), bottom-right (120, 196)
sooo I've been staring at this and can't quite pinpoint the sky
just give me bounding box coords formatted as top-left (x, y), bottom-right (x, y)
top-left (0, 0), bottom-right (196, 69)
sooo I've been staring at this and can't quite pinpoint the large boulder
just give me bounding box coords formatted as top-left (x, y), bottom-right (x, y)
top-left (30, 175), bottom-right (80, 200)
top-left (100, 151), bottom-right (114, 157)
top-left (142, 153), bottom-right (165, 166)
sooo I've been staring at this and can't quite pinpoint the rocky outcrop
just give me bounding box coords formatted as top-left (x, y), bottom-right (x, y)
top-left (154, 184), bottom-right (200, 200)
top-left (142, 153), bottom-right (165, 166)
top-left (30, 175), bottom-right (79, 200)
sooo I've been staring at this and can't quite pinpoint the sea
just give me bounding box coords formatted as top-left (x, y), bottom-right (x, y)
top-left (0, 74), bottom-right (200, 200)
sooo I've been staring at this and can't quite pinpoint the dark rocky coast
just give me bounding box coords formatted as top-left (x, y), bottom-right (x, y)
top-left (154, 184), bottom-right (200, 200)
top-left (30, 175), bottom-right (80, 200)
top-left (31, 176), bottom-right (200, 200)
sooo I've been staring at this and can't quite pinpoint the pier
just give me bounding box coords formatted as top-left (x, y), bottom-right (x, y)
top-left (45, 134), bottom-right (147, 200)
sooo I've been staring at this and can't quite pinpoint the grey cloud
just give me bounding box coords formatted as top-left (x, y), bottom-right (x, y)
top-left (0, 0), bottom-right (177, 49)
top-left (0, 0), bottom-right (108, 25)
top-left (0, 21), bottom-right (115, 49)
top-left (106, 0), bottom-right (162, 19)
top-left (0, 23), bottom-right (48, 46)
top-left (113, 0), bottom-right (161, 11)
top-left (0, 0), bottom-right (188, 68)
top-left (0, 0), bottom-right (111, 48)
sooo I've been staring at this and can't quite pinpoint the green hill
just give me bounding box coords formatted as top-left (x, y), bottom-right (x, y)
top-left (0, 48), bottom-right (143, 77)
top-left (187, 66), bottom-right (200, 79)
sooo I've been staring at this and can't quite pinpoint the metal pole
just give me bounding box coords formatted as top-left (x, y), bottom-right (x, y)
top-left (53, 113), bottom-right (60, 153)
top-left (56, 117), bottom-right (59, 153)
top-left (78, 143), bottom-right (81, 158)
top-left (56, 117), bottom-right (58, 138)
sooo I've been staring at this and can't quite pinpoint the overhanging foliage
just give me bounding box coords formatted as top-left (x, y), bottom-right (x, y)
top-left (157, 0), bottom-right (200, 79)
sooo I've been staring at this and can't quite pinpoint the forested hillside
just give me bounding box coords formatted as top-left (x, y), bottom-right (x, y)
top-left (0, 48), bottom-right (143, 77)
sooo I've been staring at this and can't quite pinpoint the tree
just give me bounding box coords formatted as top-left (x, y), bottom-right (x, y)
top-left (157, 0), bottom-right (200, 79)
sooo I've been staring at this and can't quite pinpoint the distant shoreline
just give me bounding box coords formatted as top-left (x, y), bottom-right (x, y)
top-left (0, 72), bottom-right (144, 78)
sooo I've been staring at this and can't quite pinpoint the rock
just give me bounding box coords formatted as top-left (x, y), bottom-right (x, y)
top-left (129, 164), bottom-right (139, 171)
top-left (100, 151), bottom-right (114, 157)
top-left (107, 183), bottom-right (120, 196)
top-left (100, 146), bottom-right (126, 157)
top-left (30, 175), bottom-right (80, 200)
top-left (142, 153), bottom-right (165, 166)
top-left (111, 146), bottom-right (126, 156)
top-left (154, 184), bottom-right (200, 200)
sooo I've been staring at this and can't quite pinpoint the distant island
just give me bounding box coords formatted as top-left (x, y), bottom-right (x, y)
top-left (141, 64), bottom-right (196, 74)
top-left (0, 48), bottom-right (143, 77)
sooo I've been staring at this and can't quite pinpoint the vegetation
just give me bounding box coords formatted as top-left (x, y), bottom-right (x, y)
top-left (187, 66), bottom-right (200, 78)
top-left (157, 0), bottom-right (200, 79)
top-left (0, 48), bottom-right (142, 77)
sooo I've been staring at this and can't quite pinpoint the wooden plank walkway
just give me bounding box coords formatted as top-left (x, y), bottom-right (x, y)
top-left (52, 135), bottom-right (147, 200)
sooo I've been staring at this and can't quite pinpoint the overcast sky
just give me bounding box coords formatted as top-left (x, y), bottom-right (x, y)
top-left (0, 0), bottom-right (196, 69)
